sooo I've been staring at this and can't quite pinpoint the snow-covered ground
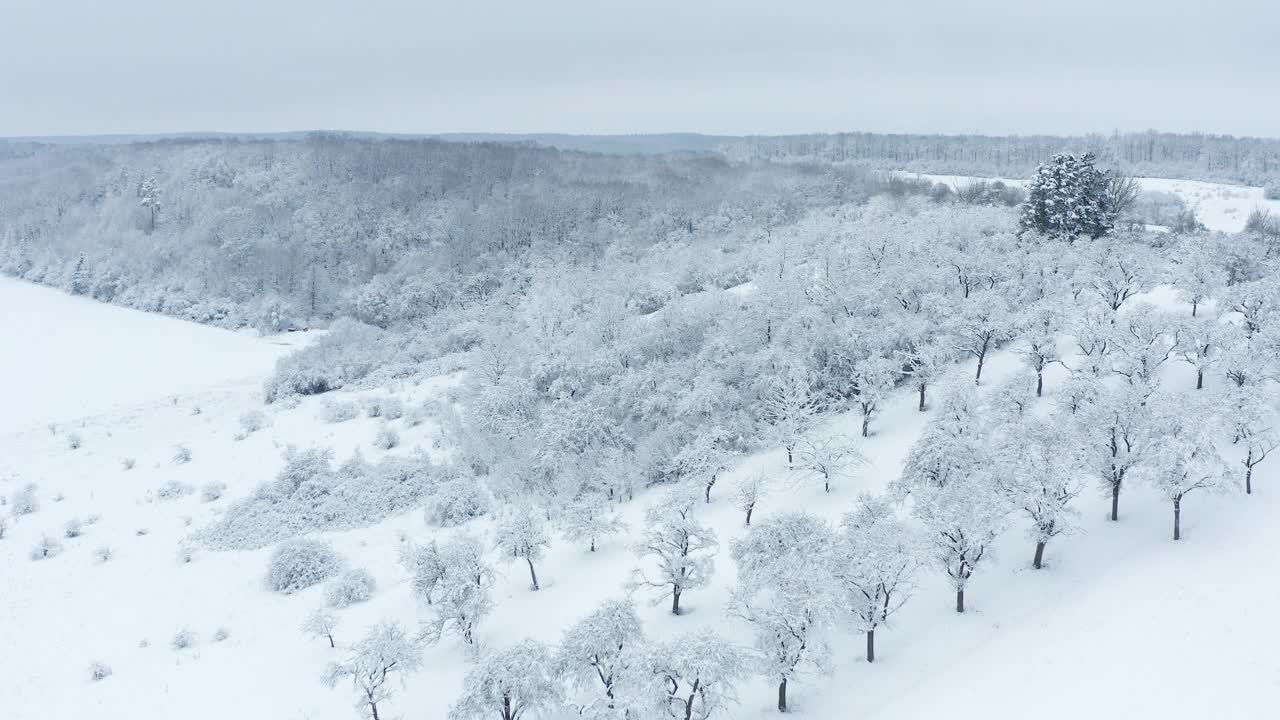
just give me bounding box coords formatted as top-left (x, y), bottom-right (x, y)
top-left (2, 276), bottom-right (1278, 720)
top-left (904, 172), bottom-right (1280, 234)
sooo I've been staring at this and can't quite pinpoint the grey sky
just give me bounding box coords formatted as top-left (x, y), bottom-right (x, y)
top-left (3, 0), bottom-right (1278, 138)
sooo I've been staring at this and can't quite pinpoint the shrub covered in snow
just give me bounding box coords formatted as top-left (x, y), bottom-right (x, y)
top-left (172, 445), bottom-right (193, 464)
top-left (201, 482), bottom-right (227, 502)
top-left (1265, 181), bottom-right (1280, 201)
top-left (89, 662), bottom-right (112, 681)
top-left (64, 518), bottom-right (83, 538)
top-left (363, 395), bottom-right (404, 420)
top-left (122, 457), bottom-right (136, 471)
top-left (265, 538), bottom-right (345, 594)
top-left (320, 399), bottom-right (360, 424)
top-left (67, 432), bottom-right (82, 450)
top-left (199, 446), bottom-right (440, 549)
top-left (373, 426), bottom-right (400, 450)
top-left (30, 536), bottom-right (63, 560)
top-left (239, 409), bottom-right (268, 434)
top-left (325, 568), bottom-right (377, 608)
top-left (176, 544), bottom-right (196, 564)
top-left (424, 474), bottom-right (490, 527)
top-left (171, 629), bottom-right (196, 650)
top-left (156, 479), bottom-right (194, 501)
top-left (262, 319), bottom-right (386, 403)
top-left (212, 627), bottom-right (230, 642)
top-left (94, 545), bottom-right (113, 562)
top-left (11, 483), bottom-right (39, 516)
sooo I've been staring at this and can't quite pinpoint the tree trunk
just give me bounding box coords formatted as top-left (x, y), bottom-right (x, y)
top-left (777, 678), bottom-right (787, 712)
top-left (526, 557), bottom-right (540, 590)
top-left (1246, 451), bottom-right (1254, 495)
top-left (956, 588), bottom-right (965, 613)
top-left (370, 700), bottom-right (380, 720)
top-left (1036, 371), bottom-right (1044, 397)
top-left (975, 353), bottom-right (985, 385)
top-left (745, 503), bottom-right (755, 526)
top-left (590, 537), bottom-right (596, 552)
top-left (1033, 541), bottom-right (1046, 570)
top-left (786, 445), bottom-right (793, 469)
top-left (1173, 496), bottom-right (1182, 541)
top-left (866, 629), bottom-right (875, 663)
top-left (1196, 369), bottom-right (1204, 390)
top-left (918, 383), bottom-right (926, 411)
top-left (705, 478), bottom-right (715, 503)
top-left (327, 633), bottom-right (335, 648)
top-left (502, 693), bottom-right (513, 720)
top-left (1192, 300), bottom-right (1198, 317)
top-left (1110, 479), bottom-right (1121, 522)
top-left (862, 414), bottom-right (870, 438)
top-left (671, 587), bottom-right (682, 615)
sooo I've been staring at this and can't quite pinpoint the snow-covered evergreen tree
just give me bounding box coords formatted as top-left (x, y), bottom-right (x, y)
top-left (1018, 152), bottom-right (1118, 241)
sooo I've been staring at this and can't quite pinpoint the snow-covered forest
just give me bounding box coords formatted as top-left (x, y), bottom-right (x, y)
top-left (4, 136), bottom-right (1280, 719)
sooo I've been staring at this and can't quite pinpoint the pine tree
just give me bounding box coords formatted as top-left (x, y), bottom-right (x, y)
top-left (1019, 152), bottom-right (1118, 241)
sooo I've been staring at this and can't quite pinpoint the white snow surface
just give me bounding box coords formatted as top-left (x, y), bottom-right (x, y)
top-left (2, 278), bottom-right (1278, 720)
top-left (904, 172), bottom-right (1280, 234)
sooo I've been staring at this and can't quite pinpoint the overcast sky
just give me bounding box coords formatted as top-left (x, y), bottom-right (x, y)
top-left (3, 0), bottom-right (1278, 138)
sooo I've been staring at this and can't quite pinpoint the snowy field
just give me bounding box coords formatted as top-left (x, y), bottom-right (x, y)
top-left (904, 172), bottom-right (1280, 234)
top-left (2, 271), bottom-right (1278, 720)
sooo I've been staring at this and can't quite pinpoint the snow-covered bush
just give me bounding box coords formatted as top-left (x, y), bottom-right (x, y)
top-left (319, 399), bottom-right (359, 424)
top-left (265, 539), bottom-right (344, 594)
top-left (1265, 181), bottom-right (1280, 201)
top-left (262, 319), bottom-right (386, 403)
top-left (239, 409), bottom-right (268, 434)
top-left (403, 403), bottom-right (428, 427)
top-left (363, 395), bottom-right (404, 420)
top-left (172, 445), bottom-right (192, 464)
top-left (0, 516), bottom-right (6, 539)
top-left (30, 536), bottom-right (63, 560)
top-left (212, 627), bottom-right (230, 642)
top-left (325, 568), bottom-right (377, 608)
top-left (67, 432), bottom-right (82, 450)
top-left (11, 483), bottom-right (38, 516)
top-left (373, 426), bottom-right (400, 450)
top-left (176, 544), bottom-right (196, 564)
top-left (171, 629), bottom-right (196, 650)
top-left (89, 662), bottom-right (112, 681)
top-left (425, 475), bottom-right (489, 527)
top-left (64, 518), bottom-right (83, 538)
top-left (199, 447), bottom-right (440, 549)
top-left (122, 457), bottom-right (136, 471)
top-left (94, 545), bottom-right (113, 563)
top-left (201, 482), bottom-right (227, 502)
top-left (156, 479), bottom-right (194, 501)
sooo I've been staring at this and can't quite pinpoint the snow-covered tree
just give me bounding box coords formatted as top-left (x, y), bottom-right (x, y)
top-left (796, 434), bottom-right (865, 493)
top-left (835, 494), bottom-right (921, 662)
top-left (138, 177), bottom-right (162, 233)
top-left (400, 539), bottom-right (445, 604)
top-left (1016, 300), bottom-right (1065, 396)
top-left (1141, 394), bottom-right (1232, 540)
top-left (322, 621), bottom-right (422, 720)
top-left (557, 599), bottom-right (645, 717)
top-left (898, 334), bottom-right (956, 412)
top-left (494, 508), bottom-right (551, 591)
top-left (449, 640), bottom-right (561, 720)
top-left (1080, 381), bottom-right (1155, 522)
top-left (894, 382), bottom-right (985, 495)
top-left (1084, 241), bottom-right (1146, 311)
top-left (1227, 389), bottom-right (1280, 495)
top-left (1018, 152), bottom-right (1118, 241)
top-left (303, 608), bottom-right (340, 648)
top-left (949, 296), bottom-right (1012, 385)
top-left (633, 488), bottom-right (718, 615)
top-left (762, 364), bottom-right (823, 468)
top-left (421, 534), bottom-right (493, 646)
top-left (851, 355), bottom-right (898, 437)
top-left (1176, 313), bottom-right (1225, 390)
top-left (730, 473), bottom-right (768, 526)
top-left (670, 427), bottom-right (736, 503)
top-left (1170, 235), bottom-right (1227, 317)
top-left (912, 472), bottom-right (1006, 613)
top-left (626, 631), bottom-right (746, 720)
top-left (993, 414), bottom-right (1088, 568)
top-left (560, 492), bottom-right (627, 552)
top-left (730, 513), bottom-right (838, 711)
top-left (1111, 303), bottom-right (1180, 388)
